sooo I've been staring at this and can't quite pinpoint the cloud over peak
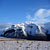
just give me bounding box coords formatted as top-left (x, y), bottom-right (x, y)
top-left (26, 9), bottom-right (50, 24)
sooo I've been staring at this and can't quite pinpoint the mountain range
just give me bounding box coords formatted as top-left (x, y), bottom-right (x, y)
top-left (0, 22), bottom-right (50, 40)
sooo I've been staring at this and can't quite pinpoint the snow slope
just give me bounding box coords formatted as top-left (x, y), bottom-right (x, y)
top-left (0, 24), bottom-right (11, 35)
top-left (39, 22), bottom-right (50, 34)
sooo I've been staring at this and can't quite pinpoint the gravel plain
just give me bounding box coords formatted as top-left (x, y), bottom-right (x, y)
top-left (0, 37), bottom-right (50, 50)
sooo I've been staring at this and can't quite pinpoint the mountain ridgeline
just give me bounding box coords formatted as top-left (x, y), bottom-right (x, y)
top-left (0, 22), bottom-right (50, 41)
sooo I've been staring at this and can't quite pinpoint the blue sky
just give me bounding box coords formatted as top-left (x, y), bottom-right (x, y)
top-left (0, 0), bottom-right (50, 24)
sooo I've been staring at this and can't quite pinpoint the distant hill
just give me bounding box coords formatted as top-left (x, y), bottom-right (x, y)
top-left (0, 24), bottom-right (11, 35)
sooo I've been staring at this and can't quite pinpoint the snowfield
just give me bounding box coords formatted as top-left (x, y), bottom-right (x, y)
top-left (0, 38), bottom-right (50, 50)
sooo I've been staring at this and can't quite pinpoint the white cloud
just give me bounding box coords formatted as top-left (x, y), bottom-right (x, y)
top-left (34, 9), bottom-right (50, 18)
top-left (26, 9), bottom-right (50, 24)
top-left (26, 14), bottom-right (32, 19)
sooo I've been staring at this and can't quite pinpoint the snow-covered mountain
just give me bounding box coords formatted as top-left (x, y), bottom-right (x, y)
top-left (0, 21), bottom-right (50, 40)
